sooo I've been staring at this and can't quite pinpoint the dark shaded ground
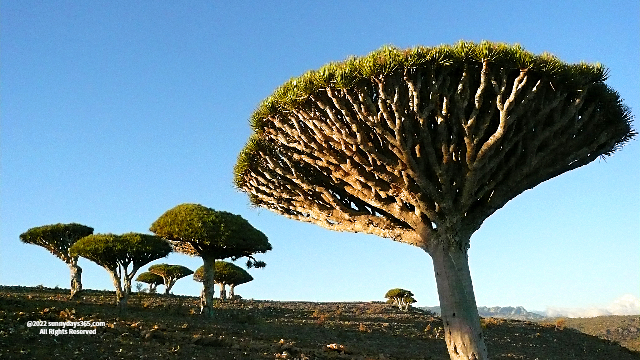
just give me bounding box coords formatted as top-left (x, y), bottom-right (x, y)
top-left (1, 286), bottom-right (638, 359)
top-left (560, 315), bottom-right (640, 352)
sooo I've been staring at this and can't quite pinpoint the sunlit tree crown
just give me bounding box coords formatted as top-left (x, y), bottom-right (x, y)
top-left (234, 41), bottom-right (635, 250)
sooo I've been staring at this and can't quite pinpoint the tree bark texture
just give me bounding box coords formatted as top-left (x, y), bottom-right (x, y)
top-left (165, 277), bottom-right (176, 295)
top-left (122, 264), bottom-right (140, 296)
top-left (218, 283), bottom-right (227, 300)
top-left (109, 271), bottom-right (127, 314)
top-left (68, 258), bottom-right (82, 299)
top-left (239, 60), bottom-right (632, 250)
top-left (429, 242), bottom-right (487, 360)
top-left (201, 257), bottom-right (216, 317)
top-left (123, 275), bottom-right (133, 296)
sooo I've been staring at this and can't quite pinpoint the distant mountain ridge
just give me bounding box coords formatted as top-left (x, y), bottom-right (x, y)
top-left (421, 305), bottom-right (546, 321)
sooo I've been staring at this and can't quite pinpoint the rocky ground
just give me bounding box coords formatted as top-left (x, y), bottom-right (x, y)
top-left (1, 286), bottom-right (638, 359)
top-left (560, 315), bottom-right (640, 352)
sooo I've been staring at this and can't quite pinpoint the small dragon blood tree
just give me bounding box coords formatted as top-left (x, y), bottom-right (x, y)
top-left (148, 264), bottom-right (194, 294)
top-left (20, 223), bottom-right (94, 298)
top-left (151, 203), bottom-right (271, 317)
top-left (194, 260), bottom-right (254, 299)
top-left (385, 288), bottom-right (416, 311)
top-left (136, 271), bottom-right (164, 293)
top-left (70, 232), bottom-right (172, 312)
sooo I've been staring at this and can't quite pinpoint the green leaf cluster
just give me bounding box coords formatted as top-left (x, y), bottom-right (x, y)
top-left (233, 135), bottom-right (272, 192)
top-left (193, 261), bottom-right (253, 286)
top-left (234, 41), bottom-right (615, 191)
top-left (247, 41), bottom-right (607, 133)
top-left (148, 263), bottom-right (194, 279)
top-left (135, 272), bottom-right (164, 286)
top-left (150, 203), bottom-right (272, 259)
top-left (384, 288), bottom-right (416, 304)
top-left (20, 223), bottom-right (94, 261)
top-left (69, 232), bottom-right (172, 272)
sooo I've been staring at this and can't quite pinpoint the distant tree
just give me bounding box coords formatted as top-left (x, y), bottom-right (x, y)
top-left (69, 232), bottom-right (172, 311)
top-left (220, 261), bottom-right (254, 299)
top-left (135, 271), bottom-right (164, 293)
top-left (195, 266), bottom-right (228, 299)
top-left (233, 41), bottom-right (635, 359)
top-left (147, 264), bottom-right (193, 294)
top-left (385, 288), bottom-right (416, 311)
top-left (194, 261), bottom-right (254, 300)
top-left (20, 223), bottom-right (93, 298)
top-left (151, 203), bottom-right (271, 317)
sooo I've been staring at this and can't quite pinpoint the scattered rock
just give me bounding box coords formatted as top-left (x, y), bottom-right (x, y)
top-left (130, 321), bottom-right (143, 329)
top-left (274, 350), bottom-right (290, 358)
top-left (325, 343), bottom-right (352, 354)
top-left (192, 334), bottom-right (227, 347)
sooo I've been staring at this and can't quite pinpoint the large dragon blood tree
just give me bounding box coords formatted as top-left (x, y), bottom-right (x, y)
top-left (233, 41), bottom-right (635, 360)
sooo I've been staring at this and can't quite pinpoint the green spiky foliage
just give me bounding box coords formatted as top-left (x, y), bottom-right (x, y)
top-left (148, 263), bottom-right (194, 294)
top-left (20, 223), bottom-right (94, 298)
top-left (385, 288), bottom-right (416, 311)
top-left (194, 261), bottom-right (254, 299)
top-left (69, 232), bottom-right (171, 311)
top-left (150, 203), bottom-right (271, 316)
top-left (135, 271), bottom-right (164, 293)
top-left (214, 261), bottom-right (254, 286)
top-left (193, 261), bottom-right (253, 283)
top-left (150, 204), bottom-right (271, 263)
top-left (233, 41), bottom-right (635, 360)
top-left (235, 42), bottom-right (634, 231)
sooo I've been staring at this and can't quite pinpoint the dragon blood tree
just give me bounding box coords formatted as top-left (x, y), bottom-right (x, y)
top-left (148, 264), bottom-right (193, 294)
top-left (136, 271), bottom-right (164, 293)
top-left (20, 223), bottom-right (94, 298)
top-left (219, 261), bottom-right (254, 299)
top-left (233, 42), bottom-right (635, 359)
top-left (385, 288), bottom-right (416, 311)
top-left (70, 232), bottom-right (172, 312)
top-left (150, 203), bottom-right (271, 317)
top-left (194, 261), bottom-right (254, 300)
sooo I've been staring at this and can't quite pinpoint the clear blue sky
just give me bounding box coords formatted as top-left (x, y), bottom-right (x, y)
top-left (2, 1), bottom-right (638, 316)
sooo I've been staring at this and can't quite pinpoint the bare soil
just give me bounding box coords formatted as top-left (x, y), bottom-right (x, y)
top-left (1, 286), bottom-right (638, 359)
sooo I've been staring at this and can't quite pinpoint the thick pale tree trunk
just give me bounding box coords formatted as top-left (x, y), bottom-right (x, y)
top-left (123, 266), bottom-right (140, 296)
top-left (165, 278), bottom-right (175, 295)
top-left (229, 284), bottom-right (235, 298)
top-left (123, 277), bottom-right (133, 295)
top-left (428, 244), bottom-right (488, 360)
top-left (109, 272), bottom-right (127, 314)
top-left (218, 283), bottom-right (226, 300)
top-left (201, 257), bottom-right (216, 317)
top-left (68, 257), bottom-right (82, 299)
